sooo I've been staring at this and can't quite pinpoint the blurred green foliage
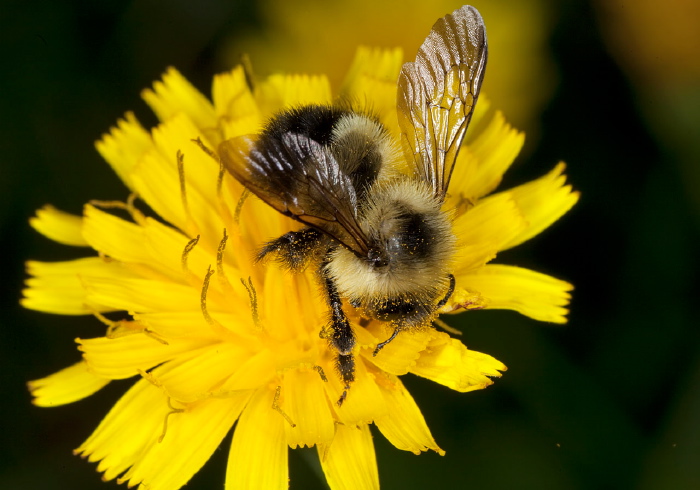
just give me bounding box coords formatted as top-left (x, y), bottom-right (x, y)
top-left (1, 1), bottom-right (698, 489)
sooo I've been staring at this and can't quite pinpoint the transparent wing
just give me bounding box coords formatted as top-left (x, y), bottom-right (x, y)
top-left (397, 5), bottom-right (488, 200)
top-left (219, 134), bottom-right (370, 255)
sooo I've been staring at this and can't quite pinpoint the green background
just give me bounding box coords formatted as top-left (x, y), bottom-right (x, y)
top-left (1, 1), bottom-right (699, 489)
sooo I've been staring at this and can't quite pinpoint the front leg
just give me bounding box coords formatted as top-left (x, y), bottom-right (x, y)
top-left (257, 227), bottom-right (324, 271)
top-left (321, 266), bottom-right (355, 406)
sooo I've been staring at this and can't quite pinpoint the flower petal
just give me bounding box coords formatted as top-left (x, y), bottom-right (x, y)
top-left (29, 205), bottom-right (88, 246)
top-left (319, 423), bottom-right (379, 490)
top-left (77, 332), bottom-right (220, 381)
top-left (500, 162), bottom-right (580, 250)
top-left (282, 366), bottom-right (335, 448)
top-left (452, 191), bottom-right (527, 273)
top-left (373, 371), bottom-right (444, 455)
top-left (456, 264), bottom-right (573, 323)
top-left (452, 111), bottom-right (525, 200)
top-left (120, 393), bottom-right (250, 490)
top-left (21, 258), bottom-right (138, 315)
top-left (361, 322), bottom-right (435, 376)
top-left (227, 387), bottom-right (288, 490)
top-left (212, 66), bottom-right (261, 139)
top-left (326, 358), bottom-right (387, 425)
top-left (256, 74), bottom-right (332, 116)
top-left (340, 47), bottom-right (403, 134)
top-left (95, 112), bottom-right (152, 191)
top-left (411, 333), bottom-right (506, 392)
top-left (28, 361), bottom-right (110, 407)
top-left (142, 67), bottom-right (217, 133)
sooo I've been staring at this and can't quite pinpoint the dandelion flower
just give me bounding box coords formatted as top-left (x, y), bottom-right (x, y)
top-left (24, 15), bottom-right (578, 490)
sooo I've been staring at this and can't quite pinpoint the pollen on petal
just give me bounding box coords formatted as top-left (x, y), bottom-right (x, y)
top-left (29, 205), bottom-right (88, 246)
top-left (28, 361), bottom-right (110, 407)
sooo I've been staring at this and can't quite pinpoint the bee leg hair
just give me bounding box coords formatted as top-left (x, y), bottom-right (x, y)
top-left (256, 227), bottom-right (323, 271)
top-left (321, 266), bottom-right (356, 406)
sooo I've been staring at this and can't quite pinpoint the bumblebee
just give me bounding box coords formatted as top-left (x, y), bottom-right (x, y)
top-left (219, 5), bottom-right (487, 404)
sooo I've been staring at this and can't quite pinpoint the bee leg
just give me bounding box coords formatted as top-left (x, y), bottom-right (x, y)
top-left (256, 227), bottom-right (323, 271)
top-left (321, 268), bottom-right (355, 406)
top-left (373, 326), bottom-right (401, 356)
top-left (435, 274), bottom-right (456, 310)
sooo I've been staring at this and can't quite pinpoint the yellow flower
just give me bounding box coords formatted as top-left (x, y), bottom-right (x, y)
top-left (23, 47), bottom-right (578, 489)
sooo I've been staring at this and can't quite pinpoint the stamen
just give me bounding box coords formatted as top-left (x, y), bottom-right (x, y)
top-left (240, 277), bottom-right (261, 329)
top-left (191, 137), bottom-right (225, 200)
top-left (200, 265), bottom-right (216, 326)
top-left (89, 192), bottom-right (145, 224)
top-left (234, 188), bottom-right (251, 226)
top-left (216, 229), bottom-right (233, 291)
top-left (159, 398), bottom-right (185, 443)
top-left (240, 53), bottom-right (256, 91)
top-left (272, 386), bottom-right (296, 427)
top-left (176, 150), bottom-right (195, 230)
top-left (181, 234), bottom-right (201, 275)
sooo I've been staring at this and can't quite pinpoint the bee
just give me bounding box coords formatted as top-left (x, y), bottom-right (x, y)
top-left (219, 5), bottom-right (487, 404)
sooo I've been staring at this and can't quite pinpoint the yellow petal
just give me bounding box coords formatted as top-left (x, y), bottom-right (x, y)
top-left (411, 333), bottom-right (506, 392)
top-left (319, 423), bottom-right (379, 490)
top-left (452, 191), bottom-right (527, 273)
top-left (256, 73), bottom-right (332, 116)
top-left (83, 275), bottom-right (199, 313)
top-left (326, 357), bottom-right (387, 425)
top-left (456, 264), bottom-right (573, 323)
top-left (500, 162), bottom-right (580, 250)
top-left (130, 114), bottom-right (227, 242)
top-left (282, 366), bottom-right (335, 448)
top-left (120, 392), bottom-right (251, 490)
top-left (373, 372), bottom-right (444, 455)
top-left (77, 333), bottom-right (221, 382)
top-left (28, 361), bottom-right (110, 407)
top-left (21, 258), bottom-right (138, 315)
top-left (227, 387), bottom-right (288, 490)
top-left (361, 322), bottom-right (435, 376)
top-left (82, 204), bottom-right (151, 264)
top-left (212, 65), bottom-right (261, 139)
top-left (77, 377), bottom-right (174, 481)
top-left (452, 111), bottom-right (525, 200)
top-left (141, 67), bottom-right (217, 133)
top-left (29, 205), bottom-right (88, 246)
top-left (340, 47), bottom-right (403, 134)
top-left (95, 112), bottom-right (151, 191)
top-left (77, 369), bottom-right (250, 487)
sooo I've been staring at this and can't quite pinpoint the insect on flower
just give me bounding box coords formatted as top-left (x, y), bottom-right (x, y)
top-left (219, 5), bottom-right (487, 404)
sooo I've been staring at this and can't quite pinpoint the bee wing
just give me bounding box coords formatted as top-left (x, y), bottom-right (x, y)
top-left (219, 134), bottom-right (371, 255)
top-left (397, 5), bottom-right (487, 200)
